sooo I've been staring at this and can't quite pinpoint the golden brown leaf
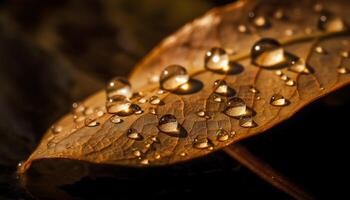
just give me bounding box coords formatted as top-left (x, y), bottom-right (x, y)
top-left (20, 0), bottom-right (350, 173)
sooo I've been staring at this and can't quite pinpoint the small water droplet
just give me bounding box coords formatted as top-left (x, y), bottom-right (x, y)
top-left (270, 94), bottom-right (289, 107)
top-left (275, 70), bottom-right (283, 76)
top-left (320, 87), bottom-right (325, 91)
top-left (154, 152), bottom-right (161, 160)
top-left (106, 95), bottom-right (132, 114)
top-left (140, 159), bottom-right (149, 165)
top-left (159, 65), bottom-right (189, 91)
top-left (130, 104), bottom-right (143, 115)
top-left (133, 150), bottom-right (141, 157)
top-left (216, 129), bottom-right (230, 142)
top-left (158, 114), bottom-right (180, 134)
top-left (315, 46), bottom-right (326, 54)
top-left (249, 86), bottom-right (259, 94)
top-left (205, 47), bottom-right (230, 72)
top-left (73, 115), bottom-right (85, 123)
top-left (251, 38), bottom-right (285, 67)
top-left (111, 116), bottom-right (123, 124)
top-left (225, 97), bottom-right (247, 117)
top-left (214, 96), bottom-right (222, 102)
top-left (239, 116), bottom-right (257, 128)
top-left (256, 96), bottom-right (261, 100)
top-left (157, 89), bottom-right (165, 95)
top-left (289, 59), bottom-right (310, 73)
top-left (85, 118), bottom-right (100, 127)
top-left (274, 9), bottom-right (284, 19)
top-left (313, 3), bottom-right (323, 12)
top-left (51, 125), bottom-right (62, 134)
top-left (127, 128), bottom-right (143, 140)
top-left (337, 66), bottom-right (349, 74)
top-left (253, 16), bottom-right (269, 28)
top-left (72, 102), bottom-right (85, 114)
top-left (193, 137), bottom-right (214, 150)
top-left (149, 107), bottom-right (157, 115)
top-left (280, 74), bottom-right (289, 81)
top-left (106, 77), bottom-right (132, 98)
top-left (284, 29), bottom-right (294, 36)
top-left (83, 107), bottom-right (94, 115)
top-left (318, 11), bottom-right (346, 32)
top-left (214, 80), bottom-right (234, 96)
top-left (196, 110), bottom-right (206, 118)
top-left (341, 51), bottom-right (349, 58)
top-left (180, 152), bottom-right (187, 157)
top-left (150, 96), bottom-right (164, 105)
top-left (96, 110), bottom-right (105, 117)
top-left (138, 98), bottom-right (147, 104)
top-left (238, 24), bottom-right (248, 33)
top-left (285, 79), bottom-right (296, 86)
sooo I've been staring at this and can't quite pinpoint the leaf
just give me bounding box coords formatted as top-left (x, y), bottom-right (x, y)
top-left (20, 0), bottom-right (350, 173)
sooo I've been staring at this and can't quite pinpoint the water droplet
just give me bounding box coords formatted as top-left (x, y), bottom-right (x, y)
top-left (130, 104), bottom-right (143, 115)
top-left (133, 150), bottom-right (141, 157)
top-left (140, 159), bottom-right (149, 165)
top-left (51, 125), bottom-right (62, 134)
top-left (127, 128), bottom-right (143, 140)
top-left (150, 96), bottom-right (164, 105)
top-left (285, 79), bottom-right (296, 86)
top-left (256, 96), bottom-right (261, 100)
top-left (159, 65), bottom-right (189, 91)
top-left (251, 38), bottom-right (285, 67)
top-left (72, 102), bottom-right (85, 114)
top-left (154, 152), bottom-right (161, 160)
top-left (106, 95), bottom-right (131, 114)
top-left (73, 115), bottom-right (85, 123)
top-left (253, 16), bottom-right (269, 28)
top-left (337, 66), bottom-right (349, 74)
top-left (96, 110), bottom-right (105, 117)
top-left (225, 97), bottom-right (247, 117)
top-left (180, 152), bottom-right (187, 157)
top-left (110, 116), bottom-right (123, 124)
top-left (193, 137), bottom-right (214, 150)
top-left (106, 77), bottom-right (132, 98)
top-left (157, 89), bottom-right (165, 95)
top-left (313, 3), bottom-right (323, 12)
top-left (274, 9), bottom-right (284, 19)
top-left (341, 51), bottom-right (349, 58)
top-left (205, 47), bottom-right (230, 72)
top-left (239, 116), bottom-right (257, 128)
top-left (214, 96), bottom-right (222, 102)
top-left (214, 80), bottom-right (234, 96)
top-left (83, 107), bottom-right (94, 116)
top-left (149, 107), bottom-right (157, 115)
top-left (249, 86), bottom-right (259, 94)
top-left (138, 98), bottom-right (147, 104)
top-left (270, 94), bottom-right (289, 107)
top-left (216, 129), bottom-right (230, 142)
top-left (284, 29), bottom-right (294, 36)
top-left (315, 46), bottom-right (326, 54)
top-left (275, 70), bottom-right (283, 76)
top-left (289, 59), bottom-right (310, 73)
top-left (158, 114), bottom-right (180, 134)
top-left (318, 12), bottom-right (346, 32)
top-left (238, 24), bottom-right (248, 33)
top-left (85, 118), bottom-right (100, 127)
top-left (280, 74), bottom-right (289, 81)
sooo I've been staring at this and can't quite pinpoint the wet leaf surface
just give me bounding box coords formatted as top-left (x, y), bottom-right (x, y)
top-left (20, 0), bottom-right (350, 170)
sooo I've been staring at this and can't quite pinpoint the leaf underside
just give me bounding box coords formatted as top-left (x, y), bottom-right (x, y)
top-left (21, 0), bottom-right (350, 172)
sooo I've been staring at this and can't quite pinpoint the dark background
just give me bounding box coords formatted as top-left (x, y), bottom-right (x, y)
top-left (0, 0), bottom-right (349, 199)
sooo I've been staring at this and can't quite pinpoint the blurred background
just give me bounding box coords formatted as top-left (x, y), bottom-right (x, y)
top-left (0, 0), bottom-right (349, 199)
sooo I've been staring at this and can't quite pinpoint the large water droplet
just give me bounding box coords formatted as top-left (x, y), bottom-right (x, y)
top-left (225, 97), bottom-right (247, 117)
top-left (127, 129), bottom-right (143, 140)
top-left (106, 77), bottom-right (132, 98)
top-left (205, 47), bottom-right (230, 72)
top-left (106, 95), bottom-right (131, 114)
top-left (193, 137), bottom-right (214, 150)
top-left (158, 114), bottom-right (180, 134)
top-left (239, 116), bottom-right (257, 128)
top-left (270, 94), bottom-right (289, 107)
top-left (251, 38), bottom-right (285, 67)
top-left (318, 12), bottom-right (347, 32)
top-left (159, 65), bottom-right (189, 91)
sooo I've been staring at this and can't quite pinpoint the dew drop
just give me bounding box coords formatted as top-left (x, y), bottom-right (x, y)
top-left (251, 38), bottom-right (285, 67)
top-left (196, 110), bottom-right (206, 117)
top-left (285, 79), bottom-right (296, 86)
top-left (270, 94), bottom-right (289, 107)
top-left (140, 159), bottom-right (149, 165)
top-left (225, 97), bottom-right (247, 117)
top-left (238, 24), bottom-right (248, 33)
top-left (275, 70), bottom-right (283, 76)
top-left (150, 96), bottom-right (164, 105)
top-left (341, 51), bottom-right (349, 58)
top-left (106, 77), bottom-right (132, 98)
top-left (149, 107), bottom-right (157, 115)
top-left (193, 137), bottom-right (214, 150)
top-left (138, 98), bottom-right (147, 104)
top-left (51, 125), bottom-right (62, 134)
top-left (110, 115), bottom-right (123, 124)
top-left (213, 80), bottom-right (234, 96)
top-left (154, 153), bottom-right (161, 160)
top-left (84, 107), bottom-right (94, 115)
top-left (216, 129), bottom-right (230, 142)
top-left (130, 104), bottom-right (143, 115)
top-left (280, 74), bottom-right (289, 81)
top-left (289, 59), bottom-right (310, 73)
top-left (96, 109), bottom-right (105, 117)
top-left (313, 3), bottom-right (323, 12)
top-left (205, 47), bottom-right (230, 72)
top-left (284, 29), bottom-right (294, 36)
top-left (106, 95), bottom-right (131, 114)
top-left (274, 9), bottom-right (284, 19)
top-left (180, 152), bottom-right (187, 157)
top-left (239, 116), bottom-right (257, 128)
top-left (214, 96), bottom-right (223, 102)
top-left (159, 65), bottom-right (189, 91)
top-left (315, 46), bottom-right (325, 54)
top-left (157, 89), bottom-right (165, 95)
top-left (158, 114), bottom-right (180, 134)
top-left (253, 16), bottom-right (269, 28)
top-left (72, 102), bottom-right (85, 114)
top-left (73, 115), bottom-right (85, 123)
top-left (337, 66), bottom-right (349, 74)
top-left (249, 86), bottom-right (259, 94)
top-left (127, 128), bottom-right (143, 140)
top-left (85, 118), bottom-right (100, 127)
top-left (318, 12), bottom-right (346, 32)
top-left (133, 150), bottom-right (141, 157)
